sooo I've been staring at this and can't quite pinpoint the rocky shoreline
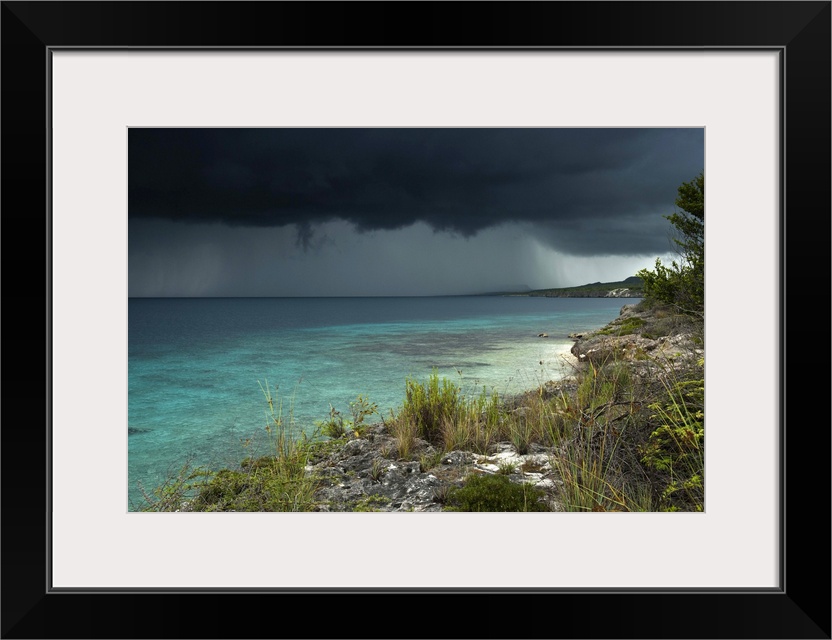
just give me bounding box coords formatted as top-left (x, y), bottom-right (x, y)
top-left (570, 302), bottom-right (702, 370)
top-left (302, 300), bottom-right (702, 512)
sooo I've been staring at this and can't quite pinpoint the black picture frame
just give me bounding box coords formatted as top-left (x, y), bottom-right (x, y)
top-left (2, 2), bottom-right (829, 638)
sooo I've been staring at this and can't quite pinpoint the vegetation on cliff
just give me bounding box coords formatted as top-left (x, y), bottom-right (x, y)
top-left (637, 172), bottom-right (704, 317)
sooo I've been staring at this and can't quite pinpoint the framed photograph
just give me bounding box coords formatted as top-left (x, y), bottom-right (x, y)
top-left (3, 2), bottom-right (829, 638)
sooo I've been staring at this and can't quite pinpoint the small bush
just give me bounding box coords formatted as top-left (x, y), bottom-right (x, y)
top-left (597, 316), bottom-right (645, 336)
top-left (497, 460), bottom-right (518, 475)
top-left (431, 483), bottom-right (453, 504)
top-left (320, 404), bottom-right (348, 439)
top-left (369, 458), bottom-right (386, 483)
top-left (349, 395), bottom-right (379, 436)
top-left (637, 172), bottom-right (704, 316)
top-left (319, 395), bottom-right (378, 439)
top-left (444, 474), bottom-right (548, 512)
top-left (188, 450), bottom-right (320, 512)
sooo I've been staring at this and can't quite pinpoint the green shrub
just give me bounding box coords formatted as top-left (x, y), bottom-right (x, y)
top-left (637, 172), bottom-right (704, 317)
top-left (188, 449), bottom-right (320, 512)
top-left (444, 474), bottom-right (548, 512)
top-left (319, 395), bottom-right (378, 439)
top-left (597, 316), bottom-right (645, 336)
top-left (349, 395), bottom-right (379, 436)
top-left (640, 368), bottom-right (704, 512)
top-left (319, 404), bottom-right (348, 439)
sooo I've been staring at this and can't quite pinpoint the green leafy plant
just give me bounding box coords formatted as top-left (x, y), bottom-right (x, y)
top-left (444, 473), bottom-right (548, 512)
top-left (319, 403), bottom-right (348, 439)
top-left (349, 395), bottom-right (379, 437)
top-left (640, 368), bottom-right (704, 512)
top-left (318, 394), bottom-right (378, 439)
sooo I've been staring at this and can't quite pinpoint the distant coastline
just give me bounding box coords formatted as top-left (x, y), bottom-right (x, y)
top-left (521, 288), bottom-right (642, 299)
top-left (479, 276), bottom-right (644, 299)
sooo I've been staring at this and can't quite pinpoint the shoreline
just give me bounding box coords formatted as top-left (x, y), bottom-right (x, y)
top-left (298, 298), bottom-right (702, 512)
top-left (144, 298), bottom-right (703, 512)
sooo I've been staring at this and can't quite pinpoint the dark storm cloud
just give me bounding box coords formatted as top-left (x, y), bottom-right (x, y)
top-left (128, 128), bottom-right (703, 256)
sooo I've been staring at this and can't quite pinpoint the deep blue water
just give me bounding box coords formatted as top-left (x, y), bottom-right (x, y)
top-left (128, 296), bottom-right (625, 510)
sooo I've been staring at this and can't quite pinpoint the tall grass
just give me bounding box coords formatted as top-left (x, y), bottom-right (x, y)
top-left (548, 349), bottom-right (704, 512)
top-left (548, 356), bottom-right (653, 512)
top-left (639, 361), bottom-right (704, 511)
top-left (388, 371), bottom-right (507, 455)
top-left (400, 370), bottom-right (466, 445)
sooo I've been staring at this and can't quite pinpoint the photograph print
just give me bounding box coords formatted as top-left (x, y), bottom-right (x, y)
top-left (128, 127), bottom-right (705, 513)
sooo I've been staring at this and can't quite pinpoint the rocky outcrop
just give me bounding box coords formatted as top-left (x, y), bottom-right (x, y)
top-left (570, 302), bottom-right (703, 370)
top-left (307, 424), bottom-right (564, 512)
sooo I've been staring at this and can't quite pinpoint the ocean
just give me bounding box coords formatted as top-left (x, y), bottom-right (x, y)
top-left (127, 296), bottom-right (626, 510)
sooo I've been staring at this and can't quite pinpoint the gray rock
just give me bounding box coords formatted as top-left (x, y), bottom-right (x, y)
top-left (306, 426), bottom-right (566, 512)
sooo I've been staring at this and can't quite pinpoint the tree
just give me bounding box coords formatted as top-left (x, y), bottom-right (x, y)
top-left (638, 173), bottom-right (704, 316)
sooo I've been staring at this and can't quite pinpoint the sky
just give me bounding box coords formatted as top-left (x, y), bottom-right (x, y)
top-left (128, 128), bottom-right (703, 297)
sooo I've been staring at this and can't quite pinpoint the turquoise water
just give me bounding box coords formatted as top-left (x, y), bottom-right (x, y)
top-left (128, 296), bottom-right (625, 509)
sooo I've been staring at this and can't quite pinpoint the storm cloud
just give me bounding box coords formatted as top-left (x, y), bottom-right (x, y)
top-left (128, 127), bottom-right (703, 296)
top-left (129, 128), bottom-right (703, 256)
